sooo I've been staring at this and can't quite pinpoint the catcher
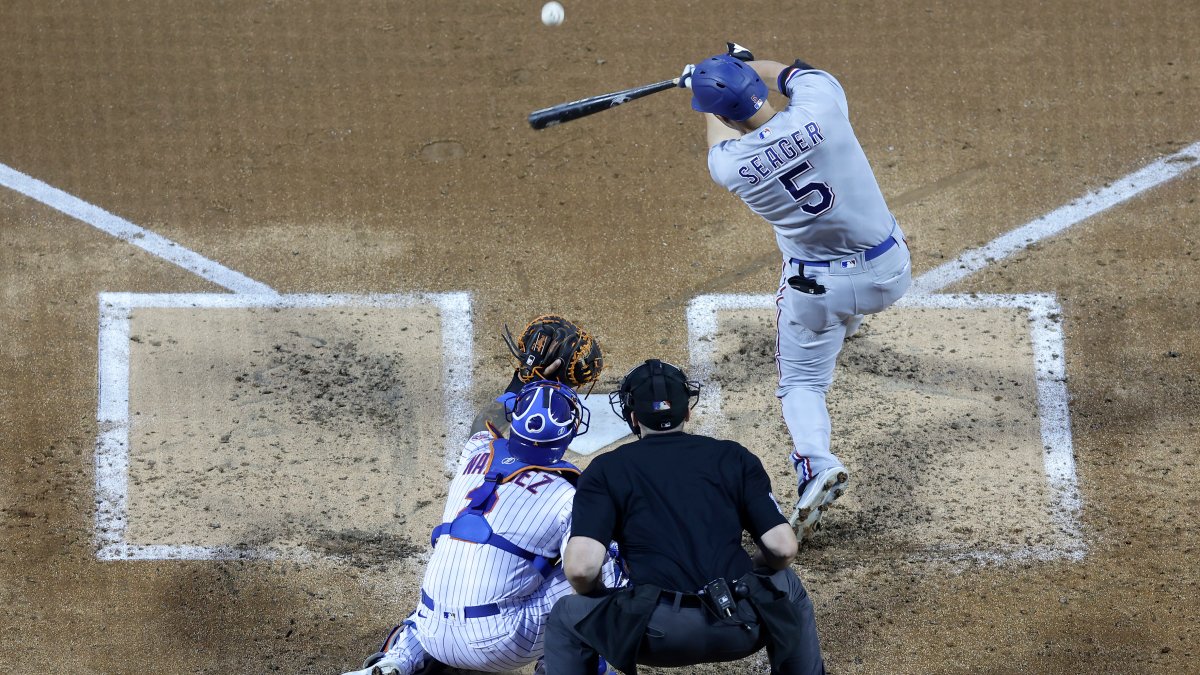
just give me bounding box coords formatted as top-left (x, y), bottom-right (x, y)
top-left (342, 316), bottom-right (611, 675)
top-left (471, 314), bottom-right (605, 434)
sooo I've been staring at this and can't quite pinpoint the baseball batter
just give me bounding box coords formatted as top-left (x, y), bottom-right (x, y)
top-left (342, 381), bottom-right (617, 675)
top-left (682, 45), bottom-right (912, 540)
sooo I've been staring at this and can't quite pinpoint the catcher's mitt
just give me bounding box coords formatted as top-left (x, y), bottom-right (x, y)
top-left (502, 315), bottom-right (604, 388)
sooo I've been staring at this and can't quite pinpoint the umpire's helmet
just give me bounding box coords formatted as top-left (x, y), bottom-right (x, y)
top-left (504, 380), bottom-right (590, 465)
top-left (609, 360), bottom-right (701, 436)
top-left (690, 54), bottom-right (768, 121)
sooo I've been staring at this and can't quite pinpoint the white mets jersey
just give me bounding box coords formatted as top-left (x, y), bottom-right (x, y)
top-left (707, 68), bottom-right (896, 262)
top-left (420, 431), bottom-right (575, 608)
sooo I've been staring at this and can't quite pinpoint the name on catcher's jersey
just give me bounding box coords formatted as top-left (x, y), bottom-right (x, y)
top-left (421, 431), bottom-right (575, 608)
top-left (706, 69), bottom-right (896, 262)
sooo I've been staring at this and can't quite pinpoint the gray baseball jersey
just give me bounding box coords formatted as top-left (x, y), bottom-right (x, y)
top-left (706, 68), bottom-right (895, 261)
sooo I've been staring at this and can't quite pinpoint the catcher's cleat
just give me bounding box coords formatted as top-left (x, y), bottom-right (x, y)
top-left (369, 658), bottom-right (439, 675)
top-left (790, 466), bottom-right (849, 542)
top-left (362, 652), bottom-right (386, 669)
top-left (339, 652), bottom-right (387, 675)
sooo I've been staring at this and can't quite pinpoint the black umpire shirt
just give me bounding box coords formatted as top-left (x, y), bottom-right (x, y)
top-left (571, 431), bottom-right (786, 593)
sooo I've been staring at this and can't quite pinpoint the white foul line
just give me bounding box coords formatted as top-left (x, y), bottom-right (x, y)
top-left (95, 292), bottom-right (472, 561)
top-left (67, 134), bottom-right (1198, 561)
top-left (0, 160), bottom-right (477, 560)
top-left (0, 162), bottom-right (276, 295)
top-left (910, 141), bottom-right (1200, 295)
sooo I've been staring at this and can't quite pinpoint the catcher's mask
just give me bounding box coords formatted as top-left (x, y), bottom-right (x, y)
top-left (609, 360), bottom-right (700, 436)
top-left (502, 380), bottom-right (590, 465)
top-left (689, 54), bottom-right (768, 122)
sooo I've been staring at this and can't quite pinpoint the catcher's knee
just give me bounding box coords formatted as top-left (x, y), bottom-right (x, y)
top-left (469, 400), bottom-right (508, 435)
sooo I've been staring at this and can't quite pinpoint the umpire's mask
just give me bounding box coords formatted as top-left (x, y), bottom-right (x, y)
top-left (609, 359), bottom-right (700, 436)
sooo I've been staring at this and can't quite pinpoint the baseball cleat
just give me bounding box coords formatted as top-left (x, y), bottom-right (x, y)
top-left (790, 466), bottom-right (849, 541)
top-left (340, 653), bottom-right (391, 675)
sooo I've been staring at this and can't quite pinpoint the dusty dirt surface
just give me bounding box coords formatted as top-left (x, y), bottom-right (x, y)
top-left (2, 1), bottom-right (1199, 673)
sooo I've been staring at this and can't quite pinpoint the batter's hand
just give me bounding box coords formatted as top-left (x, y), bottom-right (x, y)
top-left (679, 63), bottom-right (695, 89)
top-left (726, 42), bottom-right (755, 62)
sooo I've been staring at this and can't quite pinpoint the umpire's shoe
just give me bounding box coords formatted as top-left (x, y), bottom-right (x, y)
top-left (790, 466), bottom-right (849, 541)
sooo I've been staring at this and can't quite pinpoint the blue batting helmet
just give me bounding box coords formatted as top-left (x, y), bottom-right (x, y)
top-left (690, 54), bottom-right (768, 121)
top-left (503, 380), bottom-right (590, 465)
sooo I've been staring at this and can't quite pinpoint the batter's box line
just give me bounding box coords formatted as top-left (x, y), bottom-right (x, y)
top-left (94, 292), bottom-right (473, 561)
top-left (685, 292), bottom-right (1085, 564)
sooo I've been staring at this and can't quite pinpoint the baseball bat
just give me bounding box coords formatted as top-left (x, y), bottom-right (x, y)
top-left (528, 77), bottom-right (680, 130)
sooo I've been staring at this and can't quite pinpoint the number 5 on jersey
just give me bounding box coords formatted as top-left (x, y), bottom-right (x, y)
top-left (777, 160), bottom-right (835, 216)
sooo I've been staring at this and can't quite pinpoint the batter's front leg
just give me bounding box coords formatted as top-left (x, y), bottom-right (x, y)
top-left (779, 384), bottom-right (851, 541)
top-left (775, 296), bottom-right (851, 541)
top-left (780, 387), bottom-right (838, 479)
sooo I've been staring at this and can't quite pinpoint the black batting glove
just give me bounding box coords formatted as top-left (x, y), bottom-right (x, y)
top-left (726, 42), bottom-right (755, 62)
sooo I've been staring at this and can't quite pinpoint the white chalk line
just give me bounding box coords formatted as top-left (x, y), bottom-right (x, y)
top-left (75, 140), bottom-right (1197, 561)
top-left (0, 164), bottom-right (476, 560)
top-left (910, 141), bottom-right (1200, 295)
top-left (688, 292), bottom-right (1084, 562)
top-left (0, 162), bottom-right (275, 295)
top-left (436, 293), bottom-right (474, 473)
top-left (95, 292), bottom-right (473, 561)
top-left (95, 300), bottom-right (132, 559)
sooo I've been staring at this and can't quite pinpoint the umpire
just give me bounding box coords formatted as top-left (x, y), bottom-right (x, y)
top-left (544, 360), bottom-right (825, 675)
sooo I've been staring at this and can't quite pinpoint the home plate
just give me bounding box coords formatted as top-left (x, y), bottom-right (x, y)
top-left (568, 391), bottom-right (632, 456)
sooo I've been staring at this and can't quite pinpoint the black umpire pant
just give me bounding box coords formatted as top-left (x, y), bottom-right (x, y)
top-left (544, 568), bottom-right (824, 675)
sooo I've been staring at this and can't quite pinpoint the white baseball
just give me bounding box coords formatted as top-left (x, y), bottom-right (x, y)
top-left (541, 1), bottom-right (564, 26)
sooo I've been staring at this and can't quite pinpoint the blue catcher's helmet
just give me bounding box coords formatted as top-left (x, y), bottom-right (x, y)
top-left (690, 54), bottom-right (768, 122)
top-left (502, 380), bottom-right (590, 465)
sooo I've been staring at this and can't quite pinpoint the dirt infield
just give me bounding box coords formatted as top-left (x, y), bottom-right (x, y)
top-left (2, 1), bottom-right (1199, 673)
top-left (122, 304), bottom-right (447, 555)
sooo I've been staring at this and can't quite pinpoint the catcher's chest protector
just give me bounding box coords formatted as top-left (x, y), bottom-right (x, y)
top-left (430, 438), bottom-right (580, 577)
